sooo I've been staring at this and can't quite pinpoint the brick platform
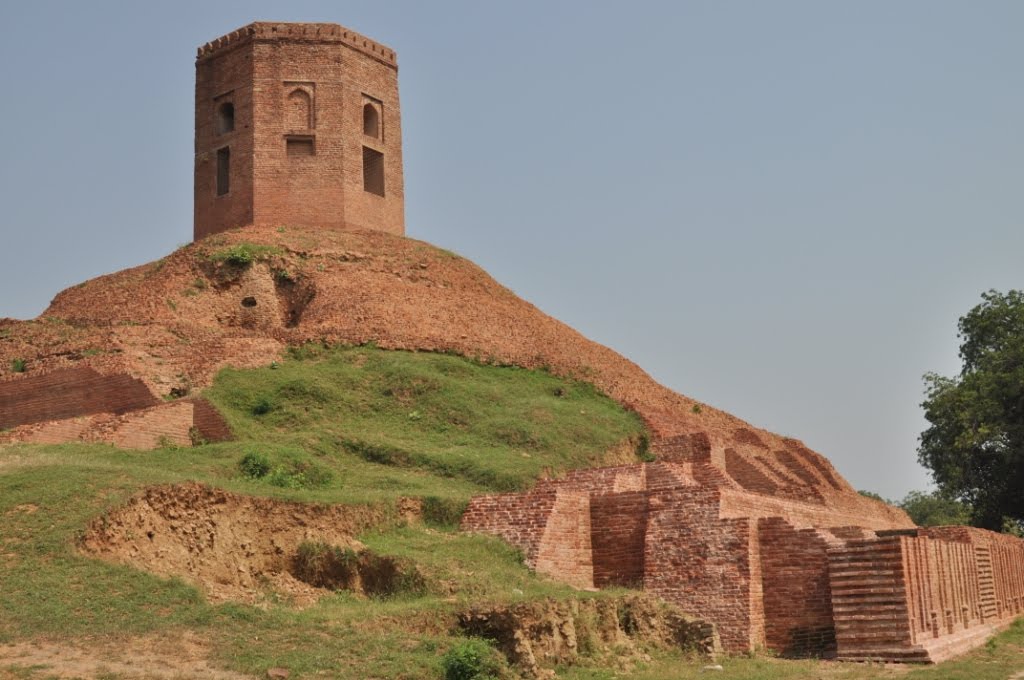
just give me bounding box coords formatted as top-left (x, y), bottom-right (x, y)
top-left (463, 455), bottom-right (1024, 661)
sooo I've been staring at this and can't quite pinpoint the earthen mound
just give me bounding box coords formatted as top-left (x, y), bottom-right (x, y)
top-left (80, 482), bottom-right (408, 604)
top-left (1, 226), bottom-right (907, 524)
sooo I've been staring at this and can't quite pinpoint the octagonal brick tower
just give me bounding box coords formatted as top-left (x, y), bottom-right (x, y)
top-left (194, 22), bottom-right (404, 241)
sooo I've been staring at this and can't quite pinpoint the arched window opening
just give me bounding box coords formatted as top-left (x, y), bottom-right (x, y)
top-left (286, 89), bottom-right (312, 130)
top-left (217, 102), bottom-right (235, 134)
top-left (363, 103), bottom-right (380, 138)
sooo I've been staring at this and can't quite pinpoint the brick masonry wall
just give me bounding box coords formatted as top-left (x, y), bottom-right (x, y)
top-left (1, 396), bottom-right (233, 451)
top-left (111, 402), bottom-right (195, 449)
top-left (460, 459), bottom-right (1023, 660)
top-left (590, 491), bottom-right (648, 588)
top-left (643, 487), bottom-right (762, 652)
top-left (828, 536), bottom-right (917, 660)
top-left (830, 527), bottom-right (1024, 663)
top-left (460, 489), bottom-right (560, 571)
top-left (0, 367), bottom-right (158, 429)
top-left (759, 518), bottom-right (839, 656)
top-left (534, 490), bottom-right (594, 590)
top-left (195, 22), bottom-right (404, 241)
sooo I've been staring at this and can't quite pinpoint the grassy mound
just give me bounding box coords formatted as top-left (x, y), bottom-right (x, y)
top-left (206, 344), bottom-right (647, 498)
top-left (0, 346), bottom-right (648, 678)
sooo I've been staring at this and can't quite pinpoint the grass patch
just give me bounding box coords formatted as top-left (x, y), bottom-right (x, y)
top-left (206, 345), bottom-right (647, 495)
top-left (206, 243), bottom-right (283, 267)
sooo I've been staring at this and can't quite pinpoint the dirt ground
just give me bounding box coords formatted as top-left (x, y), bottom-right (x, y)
top-left (0, 632), bottom-right (254, 679)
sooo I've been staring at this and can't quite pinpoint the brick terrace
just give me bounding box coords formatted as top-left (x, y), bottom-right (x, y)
top-left (463, 451), bottom-right (1024, 661)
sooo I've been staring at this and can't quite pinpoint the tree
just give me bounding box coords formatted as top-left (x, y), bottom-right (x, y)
top-left (919, 290), bottom-right (1024, 531)
top-left (897, 490), bottom-right (970, 527)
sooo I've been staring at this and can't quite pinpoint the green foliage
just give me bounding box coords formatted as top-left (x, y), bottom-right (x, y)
top-left (264, 456), bottom-right (333, 489)
top-left (857, 490), bottom-right (888, 503)
top-left (239, 450), bottom-right (333, 490)
top-left (238, 452), bottom-right (271, 479)
top-left (919, 290), bottom-right (1024, 530)
top-left (442, 638), bottom-right (506, 680)
top-left (898, 490), bottom-right (971, 527)
top-left (207, 243), bottom-right (283, 267)
top-left (10, 358), bottom-right (26, 373)
top-left (421, 496), bottom-right (469, 528)
top-left (251, 396), bottom-right (275, 416)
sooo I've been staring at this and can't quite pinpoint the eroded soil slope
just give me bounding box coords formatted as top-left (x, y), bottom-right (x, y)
top-left (80, 482), bottom-right (403, 604)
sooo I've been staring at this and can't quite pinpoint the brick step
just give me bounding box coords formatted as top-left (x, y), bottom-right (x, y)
top-left (830, 558), bottom-right (901, 567)
top-left (835, 619), bottom-right (912, 631)
top-left (835, 630), bottom-right (914, 642)
top-left (827, 540), bottom-right (901, 548)
top-left (832, 580), bottom-right (905, 588)
top-left (829, 547), bottom-right (902, 558)
top-left (832, 589), bottom-right (906, 598)
top-left (830, 565), bottom-right (901, 575)
top-left (831, 554), bottom-right (903, 562)
top-left (836, 649), bottom-right (930, 663)
top-left (832, 605), bottom-right (909, 616)
top-left (831, 577), bottom-right (905, 589)
top-left (833, 603), bottom-right (907, 612)
top-left (829, 561), bottom-right (902, 571)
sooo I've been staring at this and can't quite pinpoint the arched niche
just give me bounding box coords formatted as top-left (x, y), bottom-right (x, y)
top-left (363, 103), bottom-right (380, 138)
top-left (285, 89), bottom-right (313, 130)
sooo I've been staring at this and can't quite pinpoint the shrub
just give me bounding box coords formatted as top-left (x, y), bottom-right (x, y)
top-left (251, 396), bottom-right (275, 416)
top-left (421, 496), bottom-right (469, 528)
top-left (266, 459), bottom-right (333, 489)
top-left (441, 638), bottom-right (506, 680)
top-left (207, 243), bottom-right (282, 267)
top-left (10, 358), bottom-right (26, 373)
top-left (239, 452), bottom-right (271, 479)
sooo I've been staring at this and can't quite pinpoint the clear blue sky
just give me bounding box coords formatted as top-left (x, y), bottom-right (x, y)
top-left (1, 1), bottom-right (1021, 500)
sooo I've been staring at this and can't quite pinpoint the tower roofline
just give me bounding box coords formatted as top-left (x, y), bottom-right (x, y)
top-left (196, 22), bottom-right (398, 69)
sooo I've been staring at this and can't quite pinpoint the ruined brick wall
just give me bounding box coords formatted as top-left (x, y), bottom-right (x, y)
top-left (191, 398), bottom-right (234, 442)
top-left (0, 367), bottom-right (157, 429)
top-left (460, 488), bottom-right (594, 589)
top-left (1, 396), bottom-right (232, 451)
top-left (533, 490), bottom-right (593, 590)
top-left (590, 492), bottom-right (647, 588)
top-left (643, 486), bottom-right (763, 652)
top-left (110, 402), bottom-right (196, 449)
top-left (759, 518), bottom-right (839, 656)
top-left (830, 527), bottom-right (1024, 663)
top-left (719, 488), bottom-right (914, 531)
top-left (828, 535), bottom-right (916, 660)
top-left (559, 464), bottom-right (647, 493)
top-left (195, 23), bottom-right (404, 241)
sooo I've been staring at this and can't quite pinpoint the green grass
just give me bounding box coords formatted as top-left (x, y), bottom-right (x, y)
top-left (205, 344), bottom-right (647, 496)
top-left (0, 346), bottom-right (647, 678)
top-left (204, 242), bottom-right (283, 266)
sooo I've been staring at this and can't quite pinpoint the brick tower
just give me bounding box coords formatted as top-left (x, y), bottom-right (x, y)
top-left (194, 22), bottom-right (404, 241)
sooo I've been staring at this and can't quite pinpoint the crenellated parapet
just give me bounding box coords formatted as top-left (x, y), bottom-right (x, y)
top-left (197, 22), bottom-right (397, 68)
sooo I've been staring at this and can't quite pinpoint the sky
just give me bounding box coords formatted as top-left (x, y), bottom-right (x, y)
top-left (0, 1), bottom-right (1021, 500)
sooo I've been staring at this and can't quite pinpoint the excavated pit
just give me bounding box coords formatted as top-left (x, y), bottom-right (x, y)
top-left (80, 482), bottom-right (410, 604)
